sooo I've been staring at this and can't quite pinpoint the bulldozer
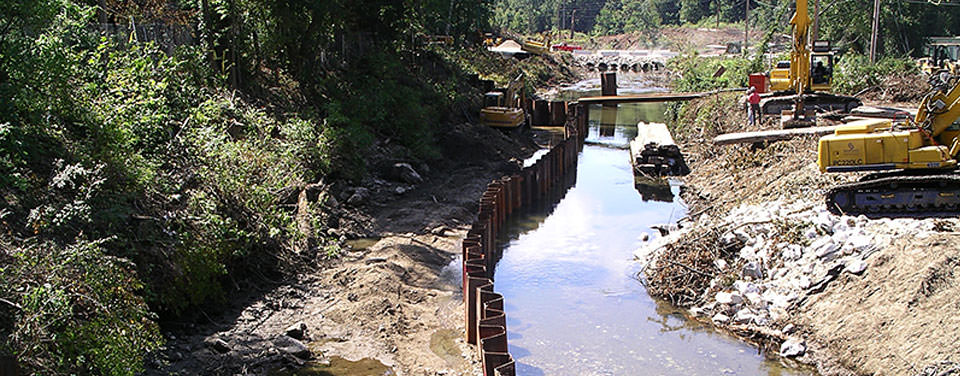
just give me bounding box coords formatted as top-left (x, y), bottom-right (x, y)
top-left (480, 74), bottom-right (527, 130)
top-left (760, 0), bottom-right (861, 127)
top-left (818, 71), bottom-right (960, 216)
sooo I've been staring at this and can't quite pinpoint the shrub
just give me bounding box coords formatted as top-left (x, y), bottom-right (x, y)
top-left (0, 238), bottom-right (160, 375)
top-left (833, 53), bottom-right (919, 95)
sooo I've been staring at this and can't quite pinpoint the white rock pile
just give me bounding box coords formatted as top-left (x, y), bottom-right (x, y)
top-left (636, 199), bottom-right (958, 358)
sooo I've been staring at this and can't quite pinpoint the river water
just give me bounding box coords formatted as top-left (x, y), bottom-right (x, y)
top-left (491, 76), bottom-right (809, 375)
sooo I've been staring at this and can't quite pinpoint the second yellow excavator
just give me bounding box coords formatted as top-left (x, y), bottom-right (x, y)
top-left (480, 74), bottom-right (527, 130)
top-left (818, 72), bottom-right (960, 216)
top-left (761, 0), bottom-right (861, 126)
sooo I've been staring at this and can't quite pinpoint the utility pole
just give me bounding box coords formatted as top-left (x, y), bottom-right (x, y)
top-left (813, 0), bottom-right (820, 41)
top-left (557, 4), bottom-right (561, 31)
top-left (744, 0), bottom-right (749, 52)
top-left (445, 0), bottom-right (454, 35)
top-left (570, 9), bottom-right (576, 39)
top-left (870, 0), bottom-right (880, 63)
top-left (716, 0), bottom-right (721, 29)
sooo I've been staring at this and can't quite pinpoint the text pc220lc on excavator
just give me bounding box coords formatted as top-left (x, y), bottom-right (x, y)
top-left (760, 0), bottom-right (861, 128)
top-left (818, 72), bottom-right (960, 217)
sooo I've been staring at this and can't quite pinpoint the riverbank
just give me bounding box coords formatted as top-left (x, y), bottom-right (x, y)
top-left (145, 122), bottom-right (542, 375)
top-left (639, 93), bottom-right (960, 375)
top-left (142, 43), bottom-right (586, 373)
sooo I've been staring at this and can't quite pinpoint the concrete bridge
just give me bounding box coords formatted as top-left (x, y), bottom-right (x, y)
top-left (571, 49), bottom-right (676, 72)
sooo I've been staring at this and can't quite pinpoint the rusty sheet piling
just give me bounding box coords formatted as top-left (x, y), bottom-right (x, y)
top-left (462, 105), bottom-right (586, 376)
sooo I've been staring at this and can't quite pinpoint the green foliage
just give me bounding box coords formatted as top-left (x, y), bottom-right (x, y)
top-left (669, 54), bottom-right (759, 92)
top-left (595, 0), bottom-right (662, 39)
top-left (833, 53), bottom-right (919, 94)
top-left (491, 0), bottom-right (960, 60)
top-left (0, 238), bottom-right (161, 375)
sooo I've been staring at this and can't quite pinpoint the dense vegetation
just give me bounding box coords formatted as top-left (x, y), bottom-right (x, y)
top-left (493, 0), bottom-right (960, 57)
top-left (0, 0), bottom-right (497, 374)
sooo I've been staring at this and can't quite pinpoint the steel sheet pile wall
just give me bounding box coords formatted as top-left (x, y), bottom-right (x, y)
top-left (461, 104), bottom-right (586, 376)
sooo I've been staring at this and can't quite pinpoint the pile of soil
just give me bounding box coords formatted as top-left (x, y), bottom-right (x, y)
top-left (584, 27), bottom-right (770, 51)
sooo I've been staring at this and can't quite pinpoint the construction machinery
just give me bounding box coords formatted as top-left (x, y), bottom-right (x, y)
top-left (480, 74), bottom-right (527, 130)
top-left (918, 37), bottom-right (960, 76)
top-left (759, 0), bottom-right (861, 126)
top-left (482, 33), bottom-right (503, 48)
top-left (818, 72), bottom-right (960, 216)
top-left (521, 37), bottom-right (550, 56)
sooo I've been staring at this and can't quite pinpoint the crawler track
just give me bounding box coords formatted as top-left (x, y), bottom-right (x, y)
top-left (825, 171), bottom-right (960, 217)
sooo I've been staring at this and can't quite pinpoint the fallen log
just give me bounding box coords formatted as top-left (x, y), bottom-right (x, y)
top-left (713, 126), bottom-right (839, 146)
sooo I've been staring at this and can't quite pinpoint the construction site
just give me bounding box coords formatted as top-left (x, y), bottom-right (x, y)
top-left (4, 1), bottom-right (960, 376)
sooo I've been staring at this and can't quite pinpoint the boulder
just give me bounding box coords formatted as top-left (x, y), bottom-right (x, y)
top-left (392, 163), bottom-right (423, 184)
top-left (203, 337), bottom-right (230, 353)
top-left (813, 238), bottom-right (841, 260)
top-left (844, 259), bottom-right (868, 275)
top-left (347, 187), bottom-right (370, 206)
top-left (844, 234), bottom-right (875, 254)
top-left (715, 291), bottom-right (743, 305)
top-left (782, 244), bottom-right (803, 260)
top-left (285, 322), bottom-right (308, 340)
top-left (779, 338), bottom-right (806, 357)
top-left (274, 335), bottom-right (312, 360)
top-left (733, 281), bottom-right (760, 295)
top-left (733, 309), bottom-right (758, 325)
top-left (713, 259), bottom-right (728, 271)
top-left (741, 261), bottom-right (763, 279)
top-left (712, 313), bottom-right (730, 323)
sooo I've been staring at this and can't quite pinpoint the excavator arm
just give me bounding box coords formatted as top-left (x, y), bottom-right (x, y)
top-left (789, 0), bottom-right (812, 94)
top-left (916, 73), bottom-right (960, 141)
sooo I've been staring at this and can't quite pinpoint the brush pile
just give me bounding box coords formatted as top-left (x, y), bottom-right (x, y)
top-left (641, 224), bottom-right (732, 306)
top-left (859, 72), bottom-right (928, 103)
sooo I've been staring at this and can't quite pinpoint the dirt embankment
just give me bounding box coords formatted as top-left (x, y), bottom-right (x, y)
top-left (145, 122), bottom-right (542, 375)
top-left (583, 26), bottom-right (769, 51)
top-left (639, 94), bottom-right (960, 376)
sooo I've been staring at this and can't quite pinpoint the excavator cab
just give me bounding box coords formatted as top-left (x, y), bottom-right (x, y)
top-left (483, 92), bottom-right (504, 108)
top-left (810, 41), bottom-right (834, 90)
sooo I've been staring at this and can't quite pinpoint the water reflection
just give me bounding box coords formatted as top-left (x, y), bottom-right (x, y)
top-left (491, 82), bottom-right (811, 375)
top-left (635, 175), bottom-right (675, 203)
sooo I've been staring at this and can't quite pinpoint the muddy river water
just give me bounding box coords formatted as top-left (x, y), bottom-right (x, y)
top-left (491, 76), bottom-right (809, 375)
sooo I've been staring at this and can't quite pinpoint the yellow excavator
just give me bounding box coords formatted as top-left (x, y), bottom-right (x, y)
top-left (918, 37), bottom-right (960, 76)
top-left (761, 0), bottom-right (861, 126)
top-left (818, 72), bottom-right (960, 216)
top-left (480, 74), bottom-right (527, 129)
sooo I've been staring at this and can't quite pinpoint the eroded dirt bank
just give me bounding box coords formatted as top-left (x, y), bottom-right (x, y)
top-left (146, 123), bottom-right (540, 375)
top-left (638, 94), bottom-right (960, 376)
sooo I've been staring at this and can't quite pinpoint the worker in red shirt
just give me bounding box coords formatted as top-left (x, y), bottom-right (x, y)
top-left (746, 87), bottom-right (761, 126)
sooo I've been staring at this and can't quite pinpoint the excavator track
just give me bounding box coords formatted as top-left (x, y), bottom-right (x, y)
top-left (761, 92), bottom-right (861, 116)
top-left (825, 172), bottom-right (960, 217)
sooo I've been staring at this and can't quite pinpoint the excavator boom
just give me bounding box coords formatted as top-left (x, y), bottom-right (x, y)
top-left (761, 0), bottom-right (861, 123)
top-left (789, 0), bottom-right (811, 94)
